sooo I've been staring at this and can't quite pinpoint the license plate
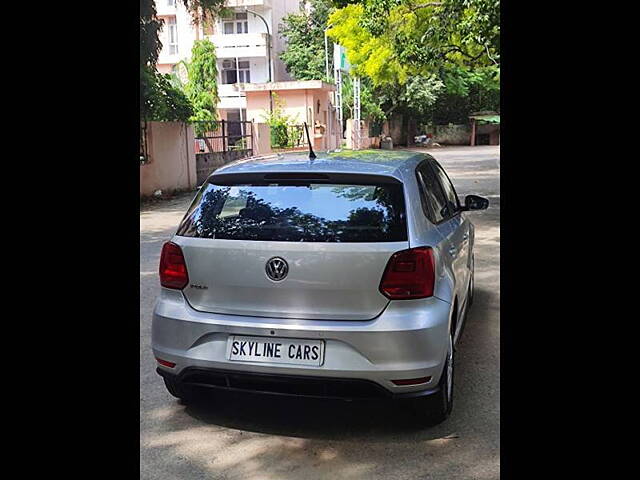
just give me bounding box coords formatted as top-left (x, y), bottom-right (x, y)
top-left (227, 335), bottom-right (324, 367)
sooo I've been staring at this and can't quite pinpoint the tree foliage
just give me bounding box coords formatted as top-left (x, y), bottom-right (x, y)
top-left (140, 0), bottom-right (163, 68)
top-left (261, 93), bottom-right (301, 148)
top-left (398, 74), bottom-right (445, 114)
top-left (327, 1), bottom-right (499, 88)
top-left (430, 83), bottom-right (499, 124)
top-left (140, 0), bottom-right (190, 121)
top-left (279, 0), bottom-right (336, 81)
top-left (141, 67), bottom-right (194, 122)
top-left (341, 75), bottom-right (385, 121)
top-left (140, 0), bottom-right (226, 122)
top-left (180, 0), bottom-right (229, 27)
top-left (326, 0), bottom-right (499, 125)
top-left (183, 40), bottom-right (219, 135)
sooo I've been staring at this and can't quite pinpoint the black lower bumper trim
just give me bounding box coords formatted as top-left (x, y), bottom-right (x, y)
top-left (157, 367), bottom-right (439, 401)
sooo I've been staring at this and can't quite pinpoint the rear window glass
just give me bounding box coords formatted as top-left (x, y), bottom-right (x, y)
top-left (176, 181), bottom-right (407, 242)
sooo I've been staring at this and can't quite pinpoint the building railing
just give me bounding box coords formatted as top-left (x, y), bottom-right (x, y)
top-left (208, 33), bottom-right (269, 58)
top-left (225, 0), bottom-right (271, 8)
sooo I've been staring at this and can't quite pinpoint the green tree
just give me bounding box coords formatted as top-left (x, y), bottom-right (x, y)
top-left (261, 93), bottom-right (302, 148)
top-left (183, 40), bottom-right (220, 136)
top-left (327, 1), bottom-right (499, 90)
top-left (369, 73), bottom-right (445, 126)
top-left (181, 0), bottom-right (229, 26)
top-left (142, 67), bottom-right (194, 122)
top-left (341, 75), bottom-right (385, 121)
top-left (140, 0), bottom-right (227, 123)
top-left (140, 0), bottom-right (191, 121)
top-left (279, 0), bottom-right (336, 81)
top-left (329, 1), bottom-right (499, 74)
top-left (327, 0), bottom-right (499, 131)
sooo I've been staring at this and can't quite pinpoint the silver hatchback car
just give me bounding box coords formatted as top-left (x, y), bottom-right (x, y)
top-left (152, 149), bottom-right (488, 424)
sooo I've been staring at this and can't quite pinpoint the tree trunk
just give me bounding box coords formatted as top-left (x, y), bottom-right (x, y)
top-left (470, 120), bottom-right (476, 146)
top-left (407, 116), bottom-right (417, 147)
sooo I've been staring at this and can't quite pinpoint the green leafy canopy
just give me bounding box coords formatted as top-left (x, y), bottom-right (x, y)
top-left (279, 0), bottom-right (335, 81)
top-left (327, 0), bottom-right (500, 91)
top-left (183, 40), bottom-right (220, 135)
top-left (261, 93), bottom-right (302, 148)
top-left (140, 0), bottom-right (226, 123)
top-left (325, 0), bottom-right (499, 123)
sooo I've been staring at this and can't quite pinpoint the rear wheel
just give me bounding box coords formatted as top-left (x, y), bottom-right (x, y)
top-left (468, 254), bottom-right (475, 306)
top-left (411, 333), bottom-right (454, 426)
top-left (163, 377), bottom-right (197, 404)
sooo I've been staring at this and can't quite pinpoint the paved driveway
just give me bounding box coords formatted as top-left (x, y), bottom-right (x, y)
top-left (140, 145), bottom-right (500, 479)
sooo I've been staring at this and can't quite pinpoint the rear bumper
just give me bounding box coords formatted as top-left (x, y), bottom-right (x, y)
top-left (157, 367), bottom-right (441, 401)
top-left (152, 288), bottom-right (453, 396)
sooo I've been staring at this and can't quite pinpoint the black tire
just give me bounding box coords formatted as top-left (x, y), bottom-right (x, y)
top-left (411, 334), bottom-right (454, 426)
top-left (163, 377), bottom-right (197, 403)
top-left (468, 254), bottom-right (475, 307)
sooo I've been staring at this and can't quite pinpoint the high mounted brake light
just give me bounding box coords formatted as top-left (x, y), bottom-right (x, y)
top-left (379, 247), bottom-right (435, 299)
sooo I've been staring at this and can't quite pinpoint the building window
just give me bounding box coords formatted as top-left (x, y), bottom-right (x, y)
top-left (167, 0), bottom-right (176, 6)
top-left (223, 12), bottom-right (248, 34)
top-left (221, 59), bottom-right (251, 84)
top-left (168, 17), bottom-right (178, 54)
top-left (222, 60), bottom-right (236, 84)
top-left (237, 61), bottom-right (251, 83)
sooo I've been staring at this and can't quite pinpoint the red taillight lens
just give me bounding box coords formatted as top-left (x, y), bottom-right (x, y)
top-left (391, 376), bottom-right (431, 386)
top-left (156, 357), bottom-right (176, 368)
top-left (379, 247), bottom-right (435, 299)
top-left (159, 242), bottom-right (189, 289)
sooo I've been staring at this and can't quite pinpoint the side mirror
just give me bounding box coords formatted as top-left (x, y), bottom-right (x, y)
top-left (462, 194), bottom-right (489, 211)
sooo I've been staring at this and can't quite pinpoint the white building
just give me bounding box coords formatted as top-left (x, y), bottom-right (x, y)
top-left (155, 0), bottom-right (301, 123)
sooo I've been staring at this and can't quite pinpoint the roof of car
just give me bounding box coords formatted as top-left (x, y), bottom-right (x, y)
top-left (211, 149), bottom-right (431, 181)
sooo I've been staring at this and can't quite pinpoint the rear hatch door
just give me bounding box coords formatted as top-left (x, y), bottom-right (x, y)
top-left (174, 174), bottom-right (409, 320)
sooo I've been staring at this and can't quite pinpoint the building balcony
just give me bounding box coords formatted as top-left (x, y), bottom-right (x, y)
top-left (155, 2), bottom-right (178, 17)
top-left (209, 33), bottom-right (269, 58)
top-left (218, 84), bottom-right (247, 110)
top-left (218, 84), bottom-right (243, 96)
top-left (157, 50), bottom-right (180, 66)
top-left (225, 0), bottom-right (271, 8)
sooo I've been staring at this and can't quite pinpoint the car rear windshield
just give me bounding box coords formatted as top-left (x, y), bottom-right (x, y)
top-left (176, 180), bottom-right (407, 242)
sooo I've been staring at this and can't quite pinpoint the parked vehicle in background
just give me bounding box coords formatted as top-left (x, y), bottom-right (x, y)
top-left (152, 149), bottom-right (488, 425)
top-left (414, 133), bottom-right (433, 146)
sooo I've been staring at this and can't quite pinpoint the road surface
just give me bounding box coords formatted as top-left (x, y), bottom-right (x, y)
top-left (140, 145), bottom-right (500, 479)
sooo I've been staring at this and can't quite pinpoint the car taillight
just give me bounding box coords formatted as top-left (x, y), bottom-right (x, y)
top-left (391, 376), bottom-right (431, 386)
top-left (159, 242), bottom-right (189, 289)
top-left (155, 357), bottom-right (176, 368)
top-left (379, 247), bottom-right (435, 299)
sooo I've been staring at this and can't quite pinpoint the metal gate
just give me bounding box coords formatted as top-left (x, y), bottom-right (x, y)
top-left (193, 120), bottom-right (254, 155)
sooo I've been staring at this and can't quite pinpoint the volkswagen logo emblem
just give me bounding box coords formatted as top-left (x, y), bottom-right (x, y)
top-left (265, 257), bottom-right (288, 281)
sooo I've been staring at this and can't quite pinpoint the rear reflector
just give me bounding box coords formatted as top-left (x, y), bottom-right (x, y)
top-left (391, 376), bottom-right (431, 386)
top-left (159, 242), bottom-right (189, 289)
top-left (379, 247), bottom-right (435, 299)
top-left (156, 358), bottom-right (176, 368)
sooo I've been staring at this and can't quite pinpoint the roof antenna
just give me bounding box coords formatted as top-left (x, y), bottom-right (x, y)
top-left (303, 122), bottom-right (316, 160)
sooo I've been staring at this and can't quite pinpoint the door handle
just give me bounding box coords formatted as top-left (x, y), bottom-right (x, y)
top-left (449, 246), bottom-right (457, 255)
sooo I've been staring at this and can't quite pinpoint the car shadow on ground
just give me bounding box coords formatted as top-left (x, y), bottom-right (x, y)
top-left (172, 288), bottom-right (496, 442)
top-left (183, 392), bottom-right (434, 441)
